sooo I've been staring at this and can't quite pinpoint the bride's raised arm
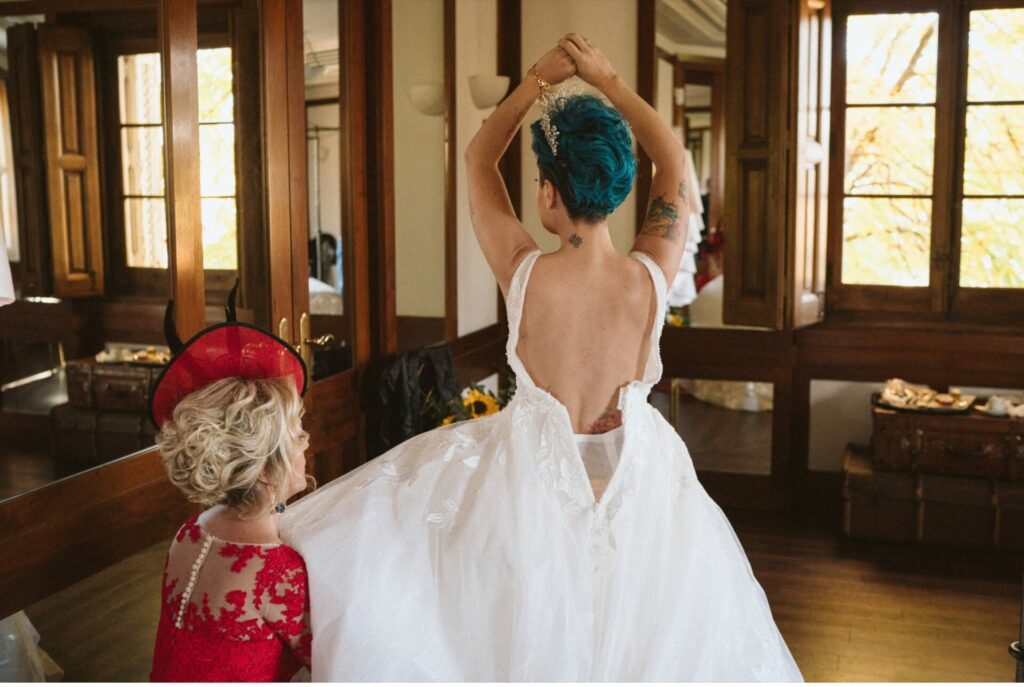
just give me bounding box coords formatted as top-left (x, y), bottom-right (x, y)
top-left (558, 33), bottom-right (688, 282)
top-left (464, 47), bottom-right (574, 296)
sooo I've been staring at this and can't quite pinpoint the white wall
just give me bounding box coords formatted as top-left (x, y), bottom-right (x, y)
top-left (455, 0), bottom-right (500, 336)
top-left (520, 0), bottom-right (639, 254)
top-left (393, 0), bottom-right (447, 318)
top-left (808, 380), bottom-right (877, 471)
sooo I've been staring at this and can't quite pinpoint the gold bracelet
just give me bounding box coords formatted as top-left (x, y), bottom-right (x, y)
top-left (527, 65), bottom-right (551, 96)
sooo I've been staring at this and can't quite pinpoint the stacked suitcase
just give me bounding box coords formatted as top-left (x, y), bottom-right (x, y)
top-left (843, 403), bottom-right (1024, 552)
top-left (51, 360), bottom-right (159, 466)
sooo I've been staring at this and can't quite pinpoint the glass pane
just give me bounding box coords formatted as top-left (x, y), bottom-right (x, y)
top-left (199, 124), bottom-right (236, 197)
top-left (846, 13), bottom-right (938, 105)
top-left (963, 105), bottom-right (1024, 196)
top-left (120, 125), bottom-right (165, 196)
top-left (654, 380), bottom-right (774, 475)
top-left (842, 197), bottom-right (931, 286)
top-left (118, 53), bottom-right (162, 125)
top-left (124, 197), bottom-right (168, 268)
top-left (198, 47), bottom-right (234, 123)
top-left (845, 106), bottom-right (934, 195)
top-left (967, 9), bottom-right (1024, 103)
top-left (201, 197), bottom-right (237, 270)
top-left (959, 199), bottom-right (1024, 288)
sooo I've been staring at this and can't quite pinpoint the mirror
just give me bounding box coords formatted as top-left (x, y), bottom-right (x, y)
top-left (0, 7), bottom-right (172, 502)
top-left (392, 0), bottom-right (450, 351)
top-left (654, 0), bottom-right (728, 330)
top-left (303, 0), bottom-right (352, 376)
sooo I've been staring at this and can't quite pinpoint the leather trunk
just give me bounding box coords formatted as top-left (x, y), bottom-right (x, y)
top-left (843, 445), bottom-right (917, 543)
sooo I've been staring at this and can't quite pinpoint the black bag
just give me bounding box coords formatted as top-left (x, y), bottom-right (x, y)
top-left (369, 344), bottom-right (460, 457)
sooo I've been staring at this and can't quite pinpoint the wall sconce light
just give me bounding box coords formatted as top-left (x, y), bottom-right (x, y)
top-left (469, 74), bottom-right (510, 109)
top-left (804, 139), bottom-right (825, 166)
top-left (408, 84), bottom-right (445, 116)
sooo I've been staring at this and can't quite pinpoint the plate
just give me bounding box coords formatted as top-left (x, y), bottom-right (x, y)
top-left (872, 391), bottom-right (976, 414)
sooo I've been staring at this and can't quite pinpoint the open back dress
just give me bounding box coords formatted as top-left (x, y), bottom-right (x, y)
top-left (280, 249), bottom-right (803, 682)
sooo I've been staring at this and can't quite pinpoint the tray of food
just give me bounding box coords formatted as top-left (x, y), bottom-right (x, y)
top-left (872, 379), bottom-right (975, 414)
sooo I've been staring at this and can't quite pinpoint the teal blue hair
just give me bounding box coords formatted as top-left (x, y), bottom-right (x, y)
top-left (530, 94), bottom-right (636, 222)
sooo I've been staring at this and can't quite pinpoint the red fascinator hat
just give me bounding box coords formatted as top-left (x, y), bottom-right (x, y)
top-left (149, 284), bottom-right (308, 429)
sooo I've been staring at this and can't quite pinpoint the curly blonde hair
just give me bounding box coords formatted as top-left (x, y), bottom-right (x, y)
top-left (156, 376), bottom-right (311, 516)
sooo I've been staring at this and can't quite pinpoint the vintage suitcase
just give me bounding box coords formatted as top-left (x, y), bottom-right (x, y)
top-left (50, 403), bottom-right (99, 463)
top-left (96, 411), bottom-right (158, 461)
top-left (65, 360), bottom-right (94, 409)
top-left (64, 359), bottom-right (156, 413)
top-left (872, 405), bottom-right (1017, 479)
top-left (91, 365), bottom-right (155, 413)
top-left (871, 408), bottom-right (915, 472)
top-left (996, 481), bottom-right (1024, 553)
top-left (843, 445), bottom-right (917, 542)
top-left (917, 473), bottom-right (994, 548)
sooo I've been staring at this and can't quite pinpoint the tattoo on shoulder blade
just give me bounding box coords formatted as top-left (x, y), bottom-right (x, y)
top-left (641, 193), bottom-right (681, 243)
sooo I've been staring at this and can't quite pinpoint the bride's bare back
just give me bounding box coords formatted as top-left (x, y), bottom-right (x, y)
top-left (517, 250), bottom-right (657, 433)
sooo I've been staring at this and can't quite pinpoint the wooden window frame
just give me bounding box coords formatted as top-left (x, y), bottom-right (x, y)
top-left (827, 0), bottom-right (1024, 323)
top-left (102, 31), bottom-right (239, 300)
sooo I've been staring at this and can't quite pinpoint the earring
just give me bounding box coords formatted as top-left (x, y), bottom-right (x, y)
top-left (274, 503), bottom-right (286, 514)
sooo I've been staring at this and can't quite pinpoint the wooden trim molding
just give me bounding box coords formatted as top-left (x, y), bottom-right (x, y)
top-left (0, 448), bottom-right (194, 620)
top-left (160, 0), bottom-right (205, 338)
top-left (635, 0), bottom-right (656, 235)
top-left (443, 0), bottom-right (458, 343)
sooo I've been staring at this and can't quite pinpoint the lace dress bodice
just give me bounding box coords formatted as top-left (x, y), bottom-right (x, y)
top-left (150, 515), bottom-right (312, 682)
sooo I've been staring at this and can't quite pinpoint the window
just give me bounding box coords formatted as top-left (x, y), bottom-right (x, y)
top-left (117, 47), bottom-right (237, 272)
top-left (829, 1), bottom-right (1024, 320)
top-left (0, 78), bottom-right (19, 263)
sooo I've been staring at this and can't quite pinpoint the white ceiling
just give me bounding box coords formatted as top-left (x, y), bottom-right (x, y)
top-left (303, 0), bottom-right (339, 85)
top-left (656, 0), bottom-right (726, 58)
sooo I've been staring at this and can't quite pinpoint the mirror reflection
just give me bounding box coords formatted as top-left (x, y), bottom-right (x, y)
top-left (0, 3), bottom-right (279, 501)
top-left (0, 9), bottom-right (170, 502)
top-left (654, 0), bottom-right (728, 330)
top-left (303, 0), bottom-right (352, 375)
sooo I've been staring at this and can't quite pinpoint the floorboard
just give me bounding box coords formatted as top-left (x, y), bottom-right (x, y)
top-left (20, 509), bottom-right (1021, 681)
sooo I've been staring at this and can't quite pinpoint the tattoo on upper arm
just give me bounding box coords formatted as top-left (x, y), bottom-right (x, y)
top-left (641, 193), bottom-right (682, 243)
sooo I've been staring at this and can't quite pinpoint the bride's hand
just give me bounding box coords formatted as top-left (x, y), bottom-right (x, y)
top-left (558, 33), bottom-right (617, 89)
top-left (531, 46), bottom-right (576, 86)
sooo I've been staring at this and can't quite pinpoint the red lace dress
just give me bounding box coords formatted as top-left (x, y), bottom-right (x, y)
top-left (150, 515), bottom-right (312, 682)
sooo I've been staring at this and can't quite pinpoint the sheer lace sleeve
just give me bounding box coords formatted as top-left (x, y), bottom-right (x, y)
top-left (255, 546), bottom-right (313, 669)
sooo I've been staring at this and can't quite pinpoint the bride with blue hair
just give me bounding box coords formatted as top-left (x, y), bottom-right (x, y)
top-left (281, 34), bottom-right (802, 682)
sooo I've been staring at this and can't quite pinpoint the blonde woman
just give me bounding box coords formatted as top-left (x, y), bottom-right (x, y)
top-left (147, 308), bottom-right (314, 682)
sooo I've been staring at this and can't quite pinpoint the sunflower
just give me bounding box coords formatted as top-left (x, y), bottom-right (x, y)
top-left (463, 388), bottom-right (500, 418)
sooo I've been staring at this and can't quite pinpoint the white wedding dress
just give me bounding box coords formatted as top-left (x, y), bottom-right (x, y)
top-left (281, 250), bottom-right (803, 682)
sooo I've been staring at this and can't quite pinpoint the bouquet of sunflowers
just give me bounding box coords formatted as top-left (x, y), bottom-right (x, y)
top-left (434, 379), bottom-right (516, 427)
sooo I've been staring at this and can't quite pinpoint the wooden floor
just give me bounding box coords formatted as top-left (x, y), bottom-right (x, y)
top-left (23, 509), bottom-right (1021, 681)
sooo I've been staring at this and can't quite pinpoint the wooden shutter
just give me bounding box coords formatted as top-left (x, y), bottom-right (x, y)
top-left (723, 0), bottom-right (832, 329)
top-left (788, 0), bottom-right (831, 328)
top-left (38, 26), bottom-right (104, 297)
top-left (7, 25), bottom-right (51, 297)
top-left (723, 0), bottom-right (791, 328)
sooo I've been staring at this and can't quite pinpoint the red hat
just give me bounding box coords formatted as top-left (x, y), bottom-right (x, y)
top-left (149, 286), bottom-right (308, 428)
